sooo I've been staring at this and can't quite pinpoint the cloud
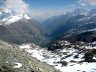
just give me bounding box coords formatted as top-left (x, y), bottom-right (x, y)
top-left (31, 5), bottom-right (75, 19)
top-left (78, 0), bottom-right (87, 6)
top-left (31, 11), bottom-right (58, 20)
top-left (30, 7), bottom-right (75, 22)
top-left (1, 0), bottom-right (29, 14)
top-left (30, 9), bottom-right (65, 22)
top-left (31, 8), bottom-right (67, 19)
top-left (79, 0), bottom-right (96, 6)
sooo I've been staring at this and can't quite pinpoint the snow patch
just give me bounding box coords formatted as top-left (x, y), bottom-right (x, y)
top-left (24, 14), bottom-right (30, 19)
top-left (19, 43), bottom-right (96, 72)
top-left (13, 62), bottom-right (22, 68)
top-left (55, 62), bottom-right (96, 72)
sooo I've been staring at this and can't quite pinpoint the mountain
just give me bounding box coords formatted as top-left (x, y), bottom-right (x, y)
top-left (0, 8), bottom-right (47, 46)
top-left (62, 30), bottom-right (96, 43)
top-left (42, 8), bottom-right (96, 43)
top-left (1, 7), bottom-right (96, 72)
top-left (0, 40), bottom-right (56, 72)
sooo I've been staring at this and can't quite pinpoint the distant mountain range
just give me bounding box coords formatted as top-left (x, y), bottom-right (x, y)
top-left (42, 8), bottom-right (96, 44)
top-left (0, 8), bottom-right (96, 47)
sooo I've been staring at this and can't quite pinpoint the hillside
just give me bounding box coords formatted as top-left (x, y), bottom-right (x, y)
top-left (0, 40), bottom-right (56, 72)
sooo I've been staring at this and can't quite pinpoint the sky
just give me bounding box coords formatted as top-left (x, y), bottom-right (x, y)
top-left (0, 0), bottom-right (96, 21)
top-left (26, 0), bottom-right (77, 9)
top-left (26, 0), bottom-right (96, 21)
top-left (24, 0), bottom-right (96, 12)
top-left (26, 0), bottom-right (80, 21)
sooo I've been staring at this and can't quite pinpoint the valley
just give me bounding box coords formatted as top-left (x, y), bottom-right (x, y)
top-left (0, 1), bottom-right (96, 72)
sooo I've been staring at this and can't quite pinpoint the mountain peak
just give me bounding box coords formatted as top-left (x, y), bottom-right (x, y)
top-left (0, 8), bottom-right (31, 25)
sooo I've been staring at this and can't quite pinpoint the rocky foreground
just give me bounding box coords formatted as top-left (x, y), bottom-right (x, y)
top-left (19, 41), bottom-right (96, 72)
top-left (1, 39), bottom-right (96, 72)
top-left (0, 40), bottom-right (56, 72)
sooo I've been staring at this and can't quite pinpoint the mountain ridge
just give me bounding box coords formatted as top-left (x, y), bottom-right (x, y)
top-left (42, 8), bottom-right (96, 45)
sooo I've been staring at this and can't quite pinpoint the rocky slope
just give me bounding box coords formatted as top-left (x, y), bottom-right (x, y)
top-left (62, 30), bottom-right (96, 43)
top-left (0, 40), bottom-right (56, 72)
top-left (19, 41), bottom-right (96, 72)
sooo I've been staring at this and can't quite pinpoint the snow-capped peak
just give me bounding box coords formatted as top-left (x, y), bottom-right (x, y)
top-left (5, 14), bottom-right (23, 25)
top-left (24, 14), bottom-right (30, 19)
top-left (4, 14), bottom-right (31, 25)
top-left (0, 8), bottom-right (31, 25)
